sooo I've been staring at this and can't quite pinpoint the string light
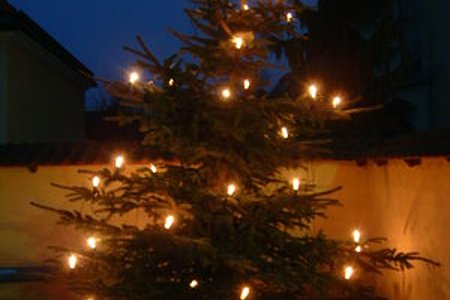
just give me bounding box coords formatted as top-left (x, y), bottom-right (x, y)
top-left (164, 215), bottom-right (175, 230)
top-left (240, 286), bottom-right (250, 300)
top-left (352, 229), bottom-right (361, 243)
top-left (286, 12), bottom-right (294, 23)
top-left (344, 266), bottom-right (354, 280)
top-left (232, 36), bottom-right (244, 49)
top-left (168, 78), bottom-right (175, 86)
top-left (129, 72), bottom-right (140, 85)
top-left (150, 163), bottom-right (157, 173)
top-left (281, 127), bottom-right (289, 139)
top-left (92, 176), bottom-right (100, 188)
top-left (355, 245), bottom-right (362, 253)
top-left (332, 96), bottom-right (342, 108)
top-left (87, 237), bottom-right (97, 250)
top-left (308, 84), bottom-right (318, 100)
top-left (189, 280), bottom-right (199, 288)
top-left (292, 178), bottom-right (300, 191)
top-left (227, 184), bottom-right (236, 196)
top-left (115, 155), bottom-right (124, 169)
top-left (68, 254), bottom-right (77, 270)
top-left (243, 79), bottom-right (251, 90)
top-left (221, 88), bottom-right (231, 99)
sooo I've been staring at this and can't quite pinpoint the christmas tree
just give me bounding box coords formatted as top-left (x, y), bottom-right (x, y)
top-left (33, 1), bottom-right (438, 299)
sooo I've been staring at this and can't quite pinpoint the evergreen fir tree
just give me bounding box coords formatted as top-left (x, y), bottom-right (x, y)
top-left (33, 1), bottom-right (438, 299)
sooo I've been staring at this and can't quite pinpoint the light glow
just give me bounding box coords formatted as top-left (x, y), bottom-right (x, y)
top-left (232, 36), bottom-right (244, 49)
top-left (68, 254), bottom-right (77, 270)
top-left (286, 12), bottom-right (293, 22)
top-left (189, 280), bottom-right (199, 288)
top-left (243, 79), bottom-right (251, 90)
top-left (115, 155), bottom-right (124, 169)
top-left (92, 176), bottom-right (100, 188)
top-left (164, 215), bottom-right (175, 230)
top-left (355, 245), bottom-right (362, 253)
top-left (227, 184), bottom-right (236, 196)
top-left (353, 229), bottom-right (361, 243)
top-left (332, 96), bottom-right (342, 108)
top-left (243, 4), bottom-right (249, 10)
top-left (150, 163), bottom-right (157, 173)
top-left (129, 72), bottom-right (140, 84)
top-left (87, 237), bottom-right (97, 250)
top-left (292, 178), bottom-right (300, 191)
top-left (240, 286), bottom-right (250, 300)
top-left (281, 127), bottom-right (289, 139)
top-left (344, 266), bottom-right (354, 280)
top-left (169, 78), bottom-right (175, 86)
top-left (221, 88), bottom-right (231, 99)
top-left (308, 84), bottom-right (318, 100)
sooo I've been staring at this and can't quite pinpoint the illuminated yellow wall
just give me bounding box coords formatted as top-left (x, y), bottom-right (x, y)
top-left (0, 158), bottom-right (448, 299)
top-left (312, 157), bottom-right (450, 300)
top-left (0, 166), bottom-right (90, 300)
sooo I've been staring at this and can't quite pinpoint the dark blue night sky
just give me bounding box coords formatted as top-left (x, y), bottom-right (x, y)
top-left (9, 0), bottom-right (316, 81)
top-left (10, 0), bottom-right (189, 79)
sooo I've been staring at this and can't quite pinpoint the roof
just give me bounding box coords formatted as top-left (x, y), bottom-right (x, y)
top-left (330, 131), bottom-right (450, 161)
top-left (0, 131), bottom-right (449, 169)
top-left (0, 0), bottom-right (95, 87)
top-left (0, 141), bottom-right (140, 168)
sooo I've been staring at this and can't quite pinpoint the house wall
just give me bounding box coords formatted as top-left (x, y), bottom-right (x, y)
top-left (0, 158), bottom-right (448, 299)
top-left (0, 165), bottom-right (98, 300)
top-left (311, 157), bottom-right (450, 300)
top-left (2, 31), bottom-right (86, 143)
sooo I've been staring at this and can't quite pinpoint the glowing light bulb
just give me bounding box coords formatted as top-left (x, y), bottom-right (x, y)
top-left (150, 163), bottom-right (157, 173)
top-left (240, 286), bottom-right (250, 300)
top-left (227, 184), bottom-right (236, 196)
top-left (87, 237), bottom-right (97, 250)
top-left (115, 155), bottom-right (124, 169)
top-left (344, 266), bottom-right (354, 280)
top-left (129, 72), bottom-right (140, 84)
top-left (355, 245), bottom-right (362, 253)
top-left (221, 88), bottom-right (231, 99)
top-left (68, 254), bottom-right (77, 270)
top-left (286, 12), bottom-right (293, 22)
top-left (281, 127), bottom-right (289, 139)
top-left (189, 280), bottom-right (199, 288)
top-left (164, 215), bottom-right (175, 230)
top-left (168, 78), bottom-right (175, 86)
top-left (308, 84), bottom-right (318, 100)
top-left (353, 229), bottom-right (361, 243)
top-left (243, 79), bottom-right (251, 90)
top-left (92, 176), bottom-right (100, 188)
top-left (292, 178), bottom-right (300, 191)
top-left (332, 96), bottom-right (342, 108)
top-left (243, 4), bottom-right (249, 10)
top-left (232, 36), bottom-right (244, 49)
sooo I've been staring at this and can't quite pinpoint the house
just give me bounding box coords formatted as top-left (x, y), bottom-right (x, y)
top-left (0, 0), bottom-right (449, 300)
top-left (0, 0), bottom-right (95, 144)
top-left (395, 0), bottom-right (450, 130)
top-left (0, 1), bottom-right (94, 298)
